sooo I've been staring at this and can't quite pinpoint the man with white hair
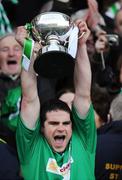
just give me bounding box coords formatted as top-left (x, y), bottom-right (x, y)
top-left (0, 32), bottom-right (22, 141)
top-left (0, 33), bottom-right (22, 131)
top-left (0, 33), bottom-right (22, 105)
top-left (0, 32), bottom-right (23, 180)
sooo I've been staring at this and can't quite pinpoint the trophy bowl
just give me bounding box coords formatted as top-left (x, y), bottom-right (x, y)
top-left (31, 12), bottom-right (75, 78)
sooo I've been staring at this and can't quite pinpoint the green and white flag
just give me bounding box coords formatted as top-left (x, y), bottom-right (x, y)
top-left (105, 2), bottom-right (121, 19)
top-left (0, 0), bottom-right (19, 36)
top-left (22, 38), bottom-right (35, 71)
top-left (0, 2), bottom-right (12, 36)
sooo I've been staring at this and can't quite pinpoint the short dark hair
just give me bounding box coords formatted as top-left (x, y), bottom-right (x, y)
top-left (91, 84), bottom-right (114, 122)
top-left (40, 98), bottom-right (71, 127)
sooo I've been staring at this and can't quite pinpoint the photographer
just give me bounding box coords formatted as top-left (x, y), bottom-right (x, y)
top-left (93, 30), bottom-right (121, 94)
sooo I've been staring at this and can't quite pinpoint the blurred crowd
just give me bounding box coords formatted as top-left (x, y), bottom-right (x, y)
top-left (0, 0), bottom-right (122, 179)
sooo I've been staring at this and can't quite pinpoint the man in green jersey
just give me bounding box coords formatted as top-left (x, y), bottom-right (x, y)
top-left (15, 20), bottom-right (97, 180)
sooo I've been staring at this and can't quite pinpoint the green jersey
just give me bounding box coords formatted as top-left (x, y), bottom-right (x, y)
top-left (16, 104), bottom-right (96, 180)
top-left (1, 86), bottom-right (21, 131)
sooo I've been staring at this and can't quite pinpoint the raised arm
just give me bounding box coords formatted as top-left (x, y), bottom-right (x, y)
top-left (15, 26), bottom-right (41, 129)
top-left (73, 20), bottom-right (91, 116)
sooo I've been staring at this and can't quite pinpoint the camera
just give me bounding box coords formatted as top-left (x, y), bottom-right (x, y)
top-left (106, 34), bottom-right (119, 46)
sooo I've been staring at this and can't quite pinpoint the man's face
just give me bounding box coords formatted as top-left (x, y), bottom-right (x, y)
top-left (115, 10), bottom-right (122, 37)
top-left (0, 35), bottom-right (22, 76)
top-left (42, 110), bottom-right (72, 153)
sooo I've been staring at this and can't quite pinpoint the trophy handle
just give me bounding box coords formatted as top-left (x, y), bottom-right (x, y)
top-left (25, 23), bottom-right (42, 42)
top-left (78, 31), bottom-right (86, 39)
top-left (25, 23), bottom-right (33, 36)
top-left (63, 30), bottom-right (86, 46)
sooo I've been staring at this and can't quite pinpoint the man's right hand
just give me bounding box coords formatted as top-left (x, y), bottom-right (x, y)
top-left (15, 26), bottom-right (28, 47)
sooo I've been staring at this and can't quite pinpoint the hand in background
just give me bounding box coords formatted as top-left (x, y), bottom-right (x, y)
top-left (95, 33), bottom-right (109, 53)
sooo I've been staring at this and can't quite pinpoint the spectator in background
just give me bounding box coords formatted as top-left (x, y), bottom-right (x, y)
top-left (0, 33), bottom-right (22, 146)
top-left (0, 138), bottom-right (23, 179)
top-left (0, 32), bottom-right (23, 180)
top-left (93, 29), bottom-right (121, 94)
top-left (0, 33), bottom-right (22, 104)
top-left (91, 83), bottom-right (115, 128)
top-left (93, 4), bottom-right (122, 91)
top-left (95, 92), bottom-right (122, 180)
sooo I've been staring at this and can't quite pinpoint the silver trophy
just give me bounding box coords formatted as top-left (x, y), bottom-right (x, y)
top-left (29, 12), bottom-right (75, 78)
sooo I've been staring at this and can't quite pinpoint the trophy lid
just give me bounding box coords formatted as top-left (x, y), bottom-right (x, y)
top-left (31, 12), bottom-right (73, 41)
